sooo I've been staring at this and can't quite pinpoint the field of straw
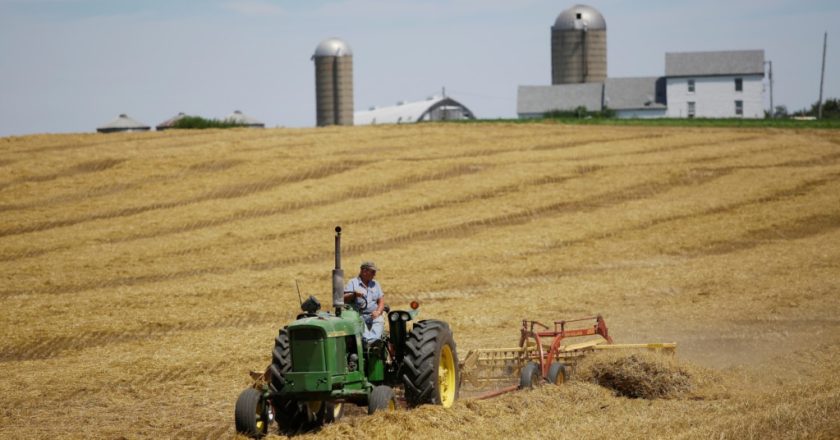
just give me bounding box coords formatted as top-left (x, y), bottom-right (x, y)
top-left (1, 123), bottom-right (838, 439)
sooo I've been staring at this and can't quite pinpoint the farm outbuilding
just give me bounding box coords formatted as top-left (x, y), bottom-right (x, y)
top-left (96, 114), bottom-right (150, 133)
top-left (313, 37), bottom-right (354, 127)
top-left (354, 96), bottom-right (475, 125)
top-left (156, 112), bottom-right (187, 131)
top-left (224, 110), bottom-right (265, 128)
top-left (551, 4), bottom-right (607, 85)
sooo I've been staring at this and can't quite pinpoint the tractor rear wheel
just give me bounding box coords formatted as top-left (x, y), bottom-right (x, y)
top-left (234, 388), bottom-right (272, 438)
top-left (269, 327), bottom-right (291, 393)
top-left (519, 361), bottom-right (542, 389)
top-left (547, 362), bottom-right (569, 385)
top-left (402, 320), bottom-right (459, 408)
top-left (267, 327), bottom-right (308, 434)
top-left (368, 385), bottom-right (397, 414)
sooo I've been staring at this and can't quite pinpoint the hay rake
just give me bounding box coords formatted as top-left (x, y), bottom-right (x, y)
top-left (459, 315), bottom-right (676, 399)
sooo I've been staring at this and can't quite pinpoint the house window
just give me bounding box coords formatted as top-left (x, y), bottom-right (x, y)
top-left (688, 79), bottom-right (695, 93)
top-left (735, 100), bottom-right (743, 116)
top-left (688, 101), bottom-right (696, 118)
top-left (735, 78), bottom-right (743, 92)
top-left (576, 13), bottom-right (582, 19)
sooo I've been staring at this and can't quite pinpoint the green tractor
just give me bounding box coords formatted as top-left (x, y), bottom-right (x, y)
top-left (234, 227), bottom-right (460, 437)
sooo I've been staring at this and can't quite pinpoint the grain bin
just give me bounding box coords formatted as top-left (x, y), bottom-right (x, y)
top-left (312, 38), bottom-right (354, 127)
top-left (96, 114), bottom-right (150, 133)
top-left (551, 4), bottom-right (607, 84)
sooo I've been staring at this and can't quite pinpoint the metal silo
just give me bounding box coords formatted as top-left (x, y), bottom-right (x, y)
top-left (312, 38), bottom-right (354, 127)
top-left (551, 4), bottom-right (607, 84)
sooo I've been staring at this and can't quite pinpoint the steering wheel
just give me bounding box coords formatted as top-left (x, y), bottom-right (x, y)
top-left (355, 294), bottom-right (368, 312)
top-left (345, 291), bottom-right (368, 311)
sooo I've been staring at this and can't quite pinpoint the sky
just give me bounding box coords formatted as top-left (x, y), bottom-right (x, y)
top-left (0, 0), bottom-right (838, 136)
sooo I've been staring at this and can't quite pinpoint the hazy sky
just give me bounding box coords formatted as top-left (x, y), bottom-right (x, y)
top-left (0, 0), bottom-right (837, 136)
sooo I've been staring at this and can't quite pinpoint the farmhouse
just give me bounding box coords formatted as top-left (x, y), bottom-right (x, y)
top-left (517, 4), bottom-right (767, 119)
top-left (354, 96), bottom-right (475, 125)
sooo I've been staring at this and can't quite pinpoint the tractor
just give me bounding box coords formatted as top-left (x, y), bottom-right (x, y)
top-left (234, 227), bottom-right (460, 437)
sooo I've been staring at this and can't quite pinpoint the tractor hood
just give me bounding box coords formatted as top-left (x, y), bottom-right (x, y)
top-left (288, 309), bottom-right (363, 337)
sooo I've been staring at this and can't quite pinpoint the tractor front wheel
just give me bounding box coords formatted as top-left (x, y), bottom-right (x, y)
top-left (234, 388), bottom-right (272, 438)
top-left (402, 320), bottom-right (459, 408)
top-left (323, 401), bottom-right (344, 423)
top-left (368, 385), bottom-right (397, 414)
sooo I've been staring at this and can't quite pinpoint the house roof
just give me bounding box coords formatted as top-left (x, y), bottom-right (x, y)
top-left (96, 114), bottom-right (150, 133)
top-left (604, 77), bottom-right (666, 110)
top-left (517, 83), bottom-right (603, 114)
top-left (354, 96), bottom-right (474, 125)
top-left (665, 50), bottom-right (765, 77)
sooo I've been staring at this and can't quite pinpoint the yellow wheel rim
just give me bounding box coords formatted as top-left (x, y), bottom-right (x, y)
top-left (307, 401), bottom-right (323, 416)
top-left (554, 372), bottom-right (565, 385)
top-left (438, 344), bottom-right (456, 408)
top-left (388, 399), bottom-right (396, 411)
top-left (333, 402), bottom-right (343, 418)
top-left (255, 400), bottom-right (266, 432)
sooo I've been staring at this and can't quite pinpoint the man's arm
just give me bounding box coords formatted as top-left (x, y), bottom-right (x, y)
top-left (372, 297), bottom-right (385, 319)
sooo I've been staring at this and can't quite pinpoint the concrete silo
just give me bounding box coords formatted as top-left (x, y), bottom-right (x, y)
top-left (551, 4), bottom-right (607, 84)
top-left (312, 38), bottom-right (354, 127)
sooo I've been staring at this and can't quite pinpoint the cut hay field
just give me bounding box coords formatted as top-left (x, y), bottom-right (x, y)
top-left (0, 123), bottom-right (838, 439)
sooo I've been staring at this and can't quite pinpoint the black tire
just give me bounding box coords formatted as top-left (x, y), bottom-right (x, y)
top-left (267, 327), bottom-right (308, 434)
top-left (402, 320), bottom-right (460, 408)
top-left (519, 361), bottom-right (542, 389)
top-left (235, 388), bottom-right (271, 438)
top-left (269, 327), bottom-right (291, 393)
top-left (547, 362), bottom-right (569, 386)
top-left (368, 385), bottom-right (397, 415)
top-left (273, 400), bottom-right (308, 435)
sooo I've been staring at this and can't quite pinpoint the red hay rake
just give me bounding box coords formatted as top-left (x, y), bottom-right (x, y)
top-left (459, 315), bottom-right (676, 399)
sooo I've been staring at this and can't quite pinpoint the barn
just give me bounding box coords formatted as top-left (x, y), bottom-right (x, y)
top-left (355, 96), bottom-right (475, 125)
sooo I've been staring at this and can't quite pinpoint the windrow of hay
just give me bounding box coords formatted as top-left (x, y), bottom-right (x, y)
top-left (575, 351), bottom-right (693, 399)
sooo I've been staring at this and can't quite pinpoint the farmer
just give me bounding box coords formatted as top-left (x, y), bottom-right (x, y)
top-left (343, 261), bottom-right (385, 343)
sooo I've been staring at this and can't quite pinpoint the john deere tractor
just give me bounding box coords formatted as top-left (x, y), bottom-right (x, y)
top-left (234, 227), bottom-right (459, 437)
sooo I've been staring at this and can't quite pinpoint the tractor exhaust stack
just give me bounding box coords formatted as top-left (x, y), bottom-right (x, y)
top-left (332, 226), bottom-right (344, 316)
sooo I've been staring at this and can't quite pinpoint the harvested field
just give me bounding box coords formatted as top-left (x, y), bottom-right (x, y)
top-left (0, 123), bottom-right (838, 439)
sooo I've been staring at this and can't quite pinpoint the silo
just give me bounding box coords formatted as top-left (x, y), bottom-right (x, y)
top-left (312, 38), bottom-right (354, 127)
top-left (551, 4), bottom-right (607, 84)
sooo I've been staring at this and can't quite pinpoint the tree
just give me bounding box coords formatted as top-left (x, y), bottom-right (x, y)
top-left (799, 98), bottom-right (840, 119)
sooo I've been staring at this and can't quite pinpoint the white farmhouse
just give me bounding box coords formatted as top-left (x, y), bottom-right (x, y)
top-left (665, 50), bottom-right (765, 118)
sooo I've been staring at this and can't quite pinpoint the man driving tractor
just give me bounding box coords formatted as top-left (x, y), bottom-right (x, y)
top-left (343, 261), bottom-right (385, 343)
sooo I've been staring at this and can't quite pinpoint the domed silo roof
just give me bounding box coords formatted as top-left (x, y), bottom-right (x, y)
top-left (313, 37), bottom-right (353, 57)
top-left (553, 4), bottom-right (606, 30)
top-left (96, 114), bottom-right (150, 133)
top-left (225, 110), bottom-right (265, 128)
